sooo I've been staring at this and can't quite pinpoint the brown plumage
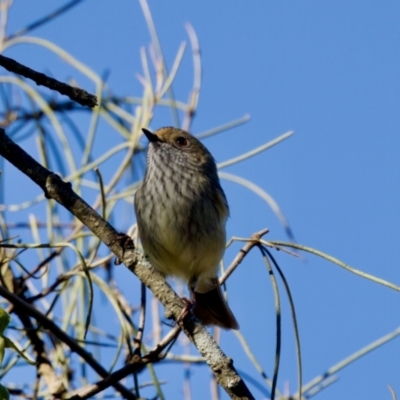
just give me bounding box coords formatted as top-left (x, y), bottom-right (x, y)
top-left (134, 127), bottom-right (239, 330)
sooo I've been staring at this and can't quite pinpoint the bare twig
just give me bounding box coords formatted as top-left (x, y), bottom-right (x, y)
top-left (262, 246), bottom-right (302, 400)
top-left (388, 385), bottom-right (397, 400)
top-left (68, 326), bottom-right (181, 399)
top-left (133, 282), bottom-right (146, 353)
top-left (0, 54), bottom-right (97, 107)
top-left (182, 23), bottom-right (201, 132)
top-left (220, 228), bottom-right (269, 285)
top-left (258, 246), bottom-right (281, 400)
top-left (7, 0), bottom-right (86, 41)
top-left (270, 241), bottom-right (400, 293)
top-left (300, 326), bottom-right (400, 397)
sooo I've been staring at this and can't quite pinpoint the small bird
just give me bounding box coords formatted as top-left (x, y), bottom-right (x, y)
top-left (134, 127), bottom-right (239, 330)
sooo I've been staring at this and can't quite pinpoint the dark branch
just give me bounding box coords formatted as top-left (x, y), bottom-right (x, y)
top-left (7, 0), bottom-right (86, 41)
top-left (68, 327), bottom-right (181, 399)
top-left (0, 54), bottom-right (97, 108)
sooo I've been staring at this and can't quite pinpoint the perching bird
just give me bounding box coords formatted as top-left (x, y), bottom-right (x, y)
top-left (134, 127), bottom-right (239, 330)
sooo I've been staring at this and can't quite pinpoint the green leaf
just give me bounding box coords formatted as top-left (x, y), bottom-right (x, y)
top-left (3, 337), bottom-right (35, 365)
top-left (0, 310), bottom-right (10, 336)
top-left (0, 384), bottom-right (9, 400)
top-left (0, 337), bottom-right (5, 366)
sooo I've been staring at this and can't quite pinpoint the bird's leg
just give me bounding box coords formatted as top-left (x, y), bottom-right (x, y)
top-left (113, 232), bottom-right (135, 265)
top-left (177, 297), bottom-right (195, 323)
top-left (176, 284), bottom-right (197, 323)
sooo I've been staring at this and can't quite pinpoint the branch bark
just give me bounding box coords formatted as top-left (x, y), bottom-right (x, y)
top-left (0, 55), bottom-right (97, 108)
top-left (0, 128), bottom-right (255, 400)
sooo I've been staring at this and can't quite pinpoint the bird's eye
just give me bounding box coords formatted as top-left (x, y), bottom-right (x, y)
top-left (176, 137), bottom-right (188, 147)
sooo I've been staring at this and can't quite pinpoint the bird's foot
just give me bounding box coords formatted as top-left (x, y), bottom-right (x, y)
top-left (113, 232), bottom-right (135, 265)
top-left (177, 297), bottom-right (195, 323)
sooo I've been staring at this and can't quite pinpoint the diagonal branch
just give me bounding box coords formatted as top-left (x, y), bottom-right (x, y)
top-left (67, 326), bottom-right (181, 399)
top-left (7, 0), bottom-right (86, 41)
top-left (0, 128), bottom-right (254, 400)
top-left (0, 55), bottom-right (97, 108)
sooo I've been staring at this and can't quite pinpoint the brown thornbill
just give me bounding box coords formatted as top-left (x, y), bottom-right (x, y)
top-left (134, 127), bottom-right (239, 329)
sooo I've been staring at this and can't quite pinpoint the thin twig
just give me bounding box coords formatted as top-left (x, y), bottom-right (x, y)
top-left (94, 168), bottom-right (106, 219)
top-left (7, 0), bottom-right (86, 41)
top-left (300, 326), bottom-right (400, 397)
top-left (182, 23), bottom-right (201, 132)
top-left (134, 282), bottom-right (147, 353)
top-left (0, 54), bottom-right (97, 107)
top-left (196, 114), bottom-right (250, 140)
top-left (388, 385), bottom-right (397, 400)
top-left (68, 326), bottom-right (181, 399)
top-left (217, 130), bottom-right (294, 170)
top-left (220, 228), bottom-right (269, 285)
top-left (233, 330), bottom-right (276, 394)
top-left (270, 241), bottom-right (400, 293)
top-left (219, 172), bottom-right (295, 242)
top-left (258, 245), bottom-right (281, 400)
top-left (263, 247), bottom-right (302, 400)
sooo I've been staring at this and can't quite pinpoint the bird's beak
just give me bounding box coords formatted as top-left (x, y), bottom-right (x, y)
top-left (142, 128), bottom-right (161, 143)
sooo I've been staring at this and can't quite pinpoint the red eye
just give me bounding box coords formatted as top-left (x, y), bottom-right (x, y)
top-left (176, 137), bottom-right (188, 147)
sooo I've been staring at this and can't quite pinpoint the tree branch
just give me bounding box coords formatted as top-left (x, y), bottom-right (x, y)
top-left (7, 0), bottom-right (86, 41)
top-left (0, 128), bottom-right (254, 400)
top-left (68, 326), bottom-right (181, 399)
top-left (0, 55), bottom-right (97, 108)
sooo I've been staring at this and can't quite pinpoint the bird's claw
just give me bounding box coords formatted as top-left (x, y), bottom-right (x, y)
top-left (177, 297), bottom-right (195, 323)
top-left (113, 232), bottom-right (135, 265)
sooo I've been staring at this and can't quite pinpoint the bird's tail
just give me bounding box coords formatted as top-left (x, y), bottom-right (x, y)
top-left (193, 281), bottom-right (239, 330)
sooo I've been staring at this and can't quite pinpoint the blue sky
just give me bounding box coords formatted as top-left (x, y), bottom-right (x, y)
top-left (2, 1), bottom-right (400, 399)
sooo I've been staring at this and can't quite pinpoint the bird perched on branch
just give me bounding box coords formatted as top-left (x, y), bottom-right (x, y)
top-left (134, 126), bottom-right (239, 330)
